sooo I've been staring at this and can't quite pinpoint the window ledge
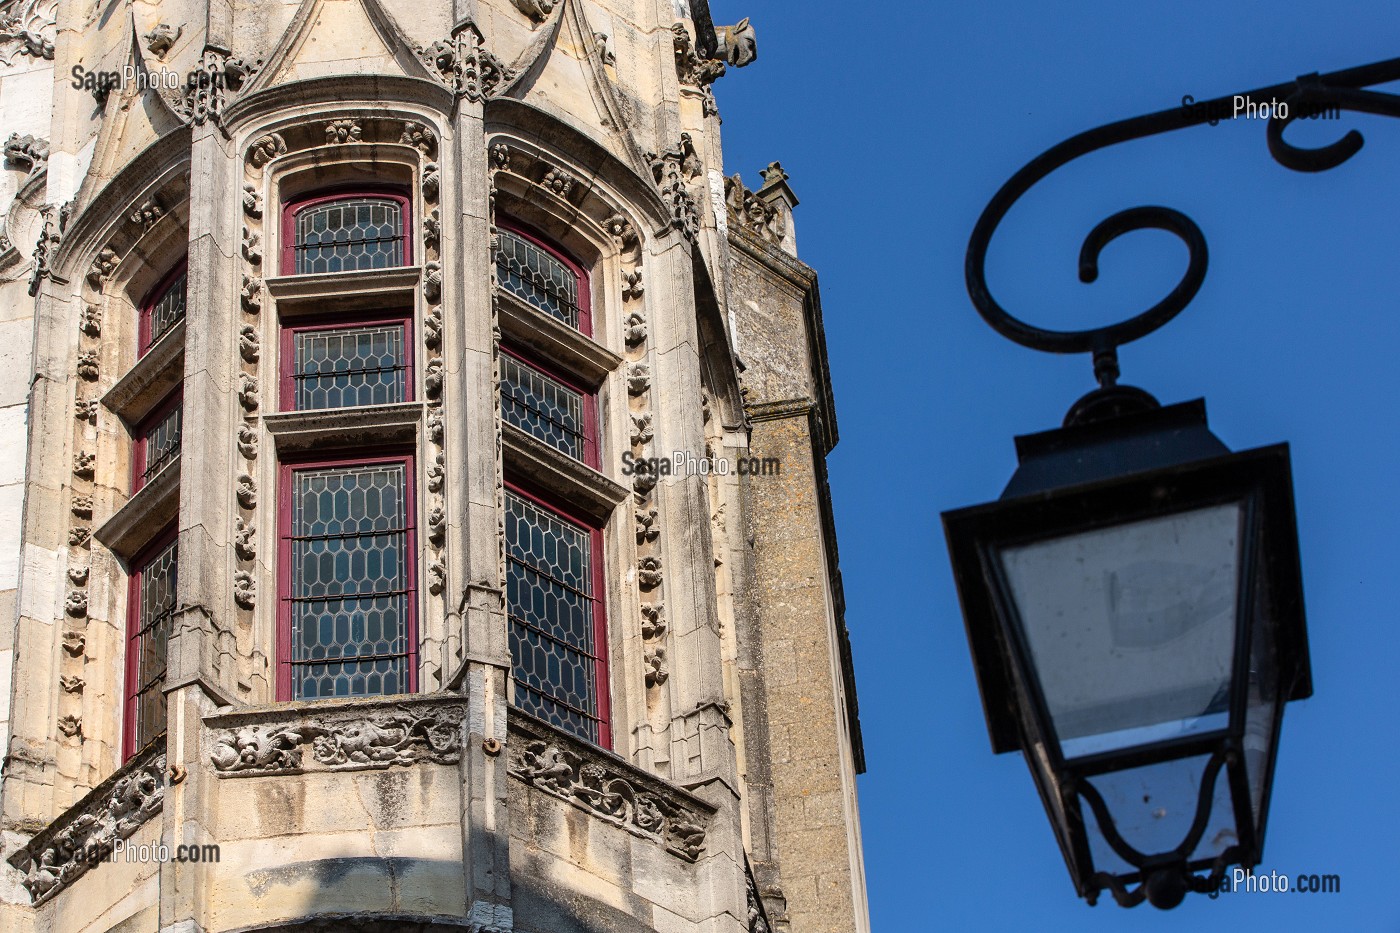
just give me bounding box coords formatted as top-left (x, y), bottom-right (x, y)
top-left (103, 320), bottom-right (185, 425)
top-left (263, 402), bottom-right (423, 454)
top-left (503, 421), bottom-right (628, 524)
top-left (498, 291), bottom-right (623, 387)
top-left (266, 266), bottom-right (422, 311)
top-left (94, 459), bottom-right (180, 563)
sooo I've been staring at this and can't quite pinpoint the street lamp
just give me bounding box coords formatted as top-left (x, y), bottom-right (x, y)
top-left (935, 54), bottom-right (1400, 908)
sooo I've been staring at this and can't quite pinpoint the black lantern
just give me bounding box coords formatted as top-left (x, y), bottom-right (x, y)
top-left (943, 398), bottom-right (1311, 908)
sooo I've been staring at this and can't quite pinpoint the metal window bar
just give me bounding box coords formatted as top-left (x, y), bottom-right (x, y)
top-left (133, 540), bottom-right (177, 750)
top-left (146, 270), bottom-right (187, 349)
top-left (294, 199), bottom-right (405, 275)
top-left (499, 355), bottom-right (586, 460)
top-left (495, 231), bottom-right (582, 329)
top-left (141, 403), bottom-right (182, 484)
top-left (294, 325), bottom-right (407, 409)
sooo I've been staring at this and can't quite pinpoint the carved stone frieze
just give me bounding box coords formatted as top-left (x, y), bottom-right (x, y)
top-left (62, 631), bottom-right (84, 655)
top-left (633, 468), bottom-right (658, 500)
top-left (490, 142), bottom-right (510, 172)
top-left (57, 714), bottom-right (81, 737)
top-left (602, 211), bottom-right (636, 246)
top-left (85, 246), bottom-right (119, 290)
top-left (424, 209), bottom-right (441, 252)
top-left (175, 47), bottom-right (259, 126)
top-left (672, 23), bottom-right (725, 89)
top-left (424, 307), bottom-right (442, 349)
top-left (67, 565), bottom-right (89, 586)
top-left (630, 413), bottom-right (653, 447)
top-left (428, 560), bottom-right (445, 595)
top-left (74, 398), bottom-right (97, 423)
top-left (129, 199), bottom-right (163, 231)
top-left (208, 702), bottom-right (465, 775)
top-left (64, 591), bottom-right (87, 616)
top-left (324, 118), bottom-right (361, 144)
top-left (424, 358), bottom-right (444, 399)
top-left (427, 409), bottom-right (444, 445)
top-left (508, 714), bottom-right (712, 861)
top-left (424, 261), bottom-right (442, 303)
top-left (644, 648), bottom-right (668, 687)
top-left (7, 746), bottom-right (166, 905)
top-left (541, 166), bottom-right (575, 199)
top-left (233, 571), bottom-right (255, 609)
top-left (76, 350), bottom-right (99, 381)
top-left (27, 205), bottom-right (61, 296)
top-left (234, 517), bottom-right (256, 561)
top-left (725, 173), bottom-right (785, 245)
top-left (68, 527), bottom-right (90, 547)
top-left (426, 453), bottom-right (444, 493)
top-left (422, 162), bottom-right (440, 202)
top-left (59, 674), bottom-right (84, 693)
top-left (427, 507), bottom-right (445, 545)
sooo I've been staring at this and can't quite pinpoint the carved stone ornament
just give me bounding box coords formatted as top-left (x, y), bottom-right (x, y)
top-left (69, 527), bottom-right (91, 547)
top-left (67, 565), bottom-right (89, 586)
top-left (424, 209), bottom-right (441, 252)
top-left (541, 166), bottom-right (575, 199)
top-left (510, 0), bottom-right (555, 24)
top-left (648, 136), bottom-right (702, 240)
top-left (602, 211), bottom-right (636, 246)
top-left (59, 675), bottom-right (84, 693)
top-left (424, 358), bottom-right (444, 399)
top-left (424, 260), bottom-right (442, 303)
top-left (0, 0), bottom-right (58, 64)
top-left (209, 703), bottom-right (465, 775)
top-left (233, 571), bottom-right (256, 609)
top-left (422, 162), bottom-right (440, 202)
top-left (238, 373), bottom-right (260, 412)
top-left (57, 714), bottom-right (81, 738)
top-left (237, 424), bottom-right (258, 460)
top-left (725, 173), bottom-right (785, 245)
top-left (126, 199), bottom-right (163, 234)
top-left (636, 507), bottom-right (659, 545)
top-left (174, 47), bottom-right (258, 127)
top-left (640, 602), bottom-right (666, 639)
top-left (247, 133), bottom-right (287, 169)
top-left (8, 747), bottom-right (167, 906)
top-left (325, 118), bottom-right (362, 144)
top-left (76, 350), bottom-right (99, 381)
top-left (644, 648), bottom-right (668, 687)
top-left (630, 413), bottom-right (654, 447)
top-left (428, 507), bottom-right (446, 546)
top-left (424, 307), bottom-right (442, 349)
top-left (428, 561), bottom-right (446, 595)
top-left (622, 270), bottom-right (645, 304)
top-left (419, 23), bottom-right (513, 103)
top-left (594, 32), bottom-right (615, 66)
top-left (61, 631), bottom-right (84, 655)
top-left (73, 451), bottom-right (95, 479)
top-left (673, 23), bottom-right (725, 89)
top-left (508, 717), bottom-right (712, 861)
top-left (234, 517), bottom-right (257, 561)
top-left (236, 473), bottom-right (257, 509)
top-left (490, 142), bottom-right (511, 172)
top-left (638, 555), bottom-right (663, 589)
top-left (632, 468), bottom-right (658, 500)
top-left (74, 398), bottom-right (98, 423)
top-left (426, 453), bottom-right (444, 493)
top-left (64, 591), bottom-right (87, 617)
top-left (747, 866), bottom-right (774, 933)
top-left (27, 205), bottom-right (62, 296)
top-left (715, 18), bottom-right (758, 68)
top-left (427, 409), bottom-right (444, 445)
top-left (3, 133), bottom-right (48, 175)
top-left (627, 363), bottom-right (651, 396)
top-left (143, 22), bottom-right (181, 60)
top-left (239, 324), bottom-right (260, 363)
top-left (242, 184), bottom-right (263, 218)
top-left (241, 274), bottom-right (262, 313)
top-left (79, 304), bottom-right (101, 337)
top-left (241, 227), bottom-right (262, 265)
top-left (399, 121), bottom-right (437, 158)
top-left (86, 246), bottom-right (119, 289)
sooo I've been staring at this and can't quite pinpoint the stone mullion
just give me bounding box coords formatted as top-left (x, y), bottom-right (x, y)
top-left (453, 95), bottom-right (513, 928)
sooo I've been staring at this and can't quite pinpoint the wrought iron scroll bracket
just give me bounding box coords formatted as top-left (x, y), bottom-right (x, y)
top-left (965, 56), bottom-right (1400, 421)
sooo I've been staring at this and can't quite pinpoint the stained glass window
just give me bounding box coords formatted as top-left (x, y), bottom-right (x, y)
top-left (496, 230), bottom-right (582, 330)
top-left (285, 461), bottom-right (415, 699)
top-left (127, 536), bottom-right (176, 756)
top-left (142, 267), bottom-right (186, 353)
top-left (137, 400), bottom-right (182, 489)
top-left (291, 322), bottom-right (408, 410)
top-left (500, 353), bottom-right (587, 462)
top-left (293, 197), bottom-right (405, 275)
top-left (505, 491), bottom-right (605, 743)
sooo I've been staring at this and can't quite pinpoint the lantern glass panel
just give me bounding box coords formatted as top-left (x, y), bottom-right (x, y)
top-left (998, 503), bottom-right (1243, 759)
top-left (1243, 565), bottom-right (1280, 829)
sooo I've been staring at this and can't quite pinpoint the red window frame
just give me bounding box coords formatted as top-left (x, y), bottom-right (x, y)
top-left (504, 479), bottom-right (611, 748)
top-left (123, 524), bottom-right (178, 760)
top-left (496, 219), bottom-right (592, 336)
top-left (131, 386), bottom-right (182, 493)
top-left (279, 311), bottom-right (415, 411)
top-left (499, 344), bottom-right (599, 469)
top-left (138, 258), bottom-right (188, 355)
top-left (276, 450), bottom-right (420, 701)
top-left (280, 186), bottom-right (413, 276)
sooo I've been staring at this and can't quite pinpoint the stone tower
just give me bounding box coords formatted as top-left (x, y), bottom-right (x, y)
top-left (0, 0), bottom-right (867, 930)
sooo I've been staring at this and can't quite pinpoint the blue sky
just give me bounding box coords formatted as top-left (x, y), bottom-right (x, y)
top-left (711, 1), bottom-right (1400, 929)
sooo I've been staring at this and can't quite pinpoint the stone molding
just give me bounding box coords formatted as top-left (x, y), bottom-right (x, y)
top-left (206, 695), bottom-right (466, 776)
top-left (0, 0), bottom-right (55, 65)
top-left (507, 711), bottom-right (715, 862)
top-left (497, 288), bottom-right (623, 386)
top-left (6, 743), bottom-right (167, 905)
top-left (92, 455), bottom-right (180, 561)
top-left (502, 422), bottom-right (629, 525)
top-left (101, 318), bottom-right (186, 422)
top-left (262, 402), bottom-right (424, 454)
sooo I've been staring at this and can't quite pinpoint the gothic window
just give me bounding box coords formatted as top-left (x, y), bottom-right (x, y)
top-left (505, 487), bottom-right (609, 746)
top-left (495, 227), bottom-right (590, 334)
top-left (124, 531), bottom-right (177, 758)
top-left (500, 347), bottom-right (596, 466)
top-left (132, 391), bottom-right (182, 491)
top-left (278, 456), bottom-right (418, 700)
top-left (280, 315), bottom-right (412, 410)
top-left (139, 261), bottom-right (187, 354)
top-left (283, 190), bottom-right (410, 275)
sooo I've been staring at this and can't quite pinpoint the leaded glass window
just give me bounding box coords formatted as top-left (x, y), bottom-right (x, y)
top-left (291, 323), bottom-right (408, 410)
top-left (500, 353), bottom-right (588, 462)
top-left (293, 197), bottom-right (405, 275)
top-left (496, 230), bottom-right (582, 330)
top-left (286, 461), bottom-right (415, 699)
top-left (142, 268), bottom-right (186, 352)
top-left (505, 491), bottom-right (605, 743)
top-left (137, 401), bottom-right (182, 488)
top-left (128, 537), bottom-right (176, 755)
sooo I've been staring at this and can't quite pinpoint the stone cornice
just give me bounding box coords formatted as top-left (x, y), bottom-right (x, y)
top-left (263, 401), bottom-right (423, 454)
top-left (7, 742), bottom-right (167, 905)
top-left (101, 318), bottom-right (185, 425)
top-left (498, 289), bottom-right (624, 387)
top-left (507, 710), bottom-right (716, 863)
top-left (502, 422), bottom-right (629, 524)
top-left (93, 457), bottom-right (180, 562)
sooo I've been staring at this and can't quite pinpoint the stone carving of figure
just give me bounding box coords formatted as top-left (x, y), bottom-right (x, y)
top-left (715, 18), bottom-right (757, 68)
